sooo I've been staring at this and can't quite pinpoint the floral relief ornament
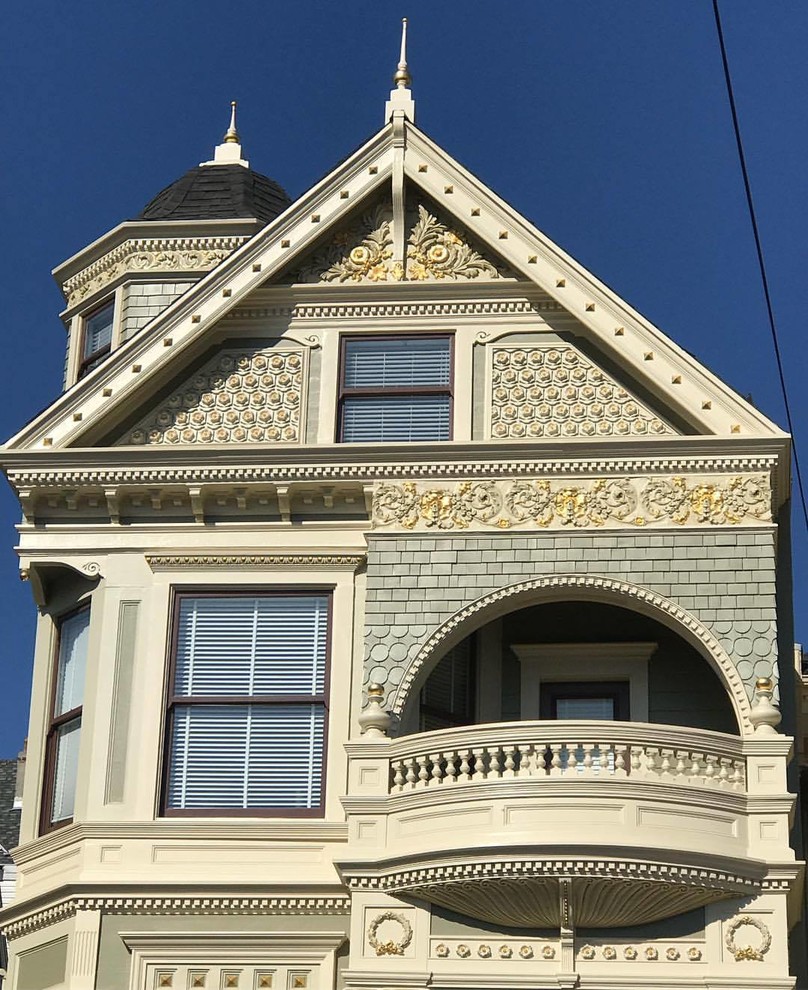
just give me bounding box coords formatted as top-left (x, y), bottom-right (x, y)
top-left (407, 205), bottom-right (503, 281)
top-left (372, 475), bottom-right (771, 532)
top-left (366, 911), bottom-right (413, 957)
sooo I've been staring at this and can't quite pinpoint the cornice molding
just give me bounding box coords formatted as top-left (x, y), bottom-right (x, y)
top-left (146, 553), bottom-right (366, 570)
top-left (224, 298), bottom-right (558, 322)
top-left (4, 449), bottom-right (780, 493)
top-left (2, 893), bottom-right (351, 941)
top-left (63, 236), bottom-right (251, 308)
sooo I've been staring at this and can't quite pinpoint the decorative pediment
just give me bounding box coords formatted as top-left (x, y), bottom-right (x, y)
top-left (285, 200), bottom-right (514, 284)
top-left (117, 345), bottom-right (305, 446)
top-left (488, 344), bottom-right (674, 440)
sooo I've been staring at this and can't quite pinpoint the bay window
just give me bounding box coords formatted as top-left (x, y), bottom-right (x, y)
top-left (42, 605), bottom-right (90, 832)
top-left (338, 335), bottom-right (453, 442)
top-left (163, 592), bottom-right (330, 816)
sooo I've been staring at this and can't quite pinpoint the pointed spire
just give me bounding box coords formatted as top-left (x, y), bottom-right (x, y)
top-left (200, 100), bottom-right (250, 168)
top-left (223, 101), bottom-right (240, 144)
top-left (385, 18), bottom-right (416, 123)
top-left (393, 17), bottom-right (411, 88)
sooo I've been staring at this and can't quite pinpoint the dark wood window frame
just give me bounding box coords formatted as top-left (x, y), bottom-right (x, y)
top-left (336, 332), bottom-right (455, 442)
top-left (78, 297), bottom-right (115, 379)
top-left (160, 588), bottom-right (333, 819)
top-left (40, 603), bottom-right (90, 835)
top-left (540, 680), bottom-right (630, 721)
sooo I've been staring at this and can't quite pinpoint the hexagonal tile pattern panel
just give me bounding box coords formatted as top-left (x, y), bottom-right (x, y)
top-left (122, 346), bottom-right (304, 445)
top-left (489, 346), bottom-right (673, 439)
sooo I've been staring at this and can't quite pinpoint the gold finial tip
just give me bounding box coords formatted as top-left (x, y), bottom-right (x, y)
top-left (367, 683), bottom-right (385, 698)
top-left (756, 677), bottom-right (773, 691)
top-left (223, 100), bottom-right (240, 144)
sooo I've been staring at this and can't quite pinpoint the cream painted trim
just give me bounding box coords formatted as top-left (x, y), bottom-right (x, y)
top-left (392, 574), bottom-right (753, 733)
top-left (120, 931), bottom-right (346, 990)
top-left (6, 119), bottom-right (786, 452)
top-left (511, 642), bottom-right (656, 721)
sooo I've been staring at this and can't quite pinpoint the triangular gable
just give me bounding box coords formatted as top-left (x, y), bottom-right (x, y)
top-left (4, 119), bottom-right (784, 451)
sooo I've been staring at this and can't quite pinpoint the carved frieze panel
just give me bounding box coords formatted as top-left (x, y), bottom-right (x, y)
top-left (63, 237), bottom-right (248, 307)
top-left (287, 202), bottom-right (513, 283)
top-left (371, 474), bottom-right (771, 531)
top-left (489, 346), bottom-right (673, 439)
top-left (122, 346), bottom-right (304, 445)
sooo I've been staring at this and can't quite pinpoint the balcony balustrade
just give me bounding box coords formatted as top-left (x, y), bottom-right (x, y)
top-left (339, 709), bottom-right (795, 928)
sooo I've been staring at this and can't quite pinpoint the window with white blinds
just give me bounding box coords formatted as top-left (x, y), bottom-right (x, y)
top-left (79, 299), bottom-right (114, 378)
top-left (339, 336), bottom-right (452, 442)
top-left (42, 605), bottom-right (90, 832)
top-left (164, 593), bottom-right (330, 814)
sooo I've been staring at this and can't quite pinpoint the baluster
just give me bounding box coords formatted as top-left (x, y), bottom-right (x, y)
top-left (458, 749), bottom-right (472, 783)
top-left (524, 744), bottom-right (541, 776)
top-left (503, 745), bottom-right (517, 779)
top-left (630, 745), bottom-right (642, 775)
top-left (718, 758), bottom-right (731, 786)
top-left (567, 744), bottom-right (579, 775)
top-left (472, 748), bottom-right (487, 782)
top-left (444, 751), bottom-right (458, 784)
top-left (645, 747), bottom-right (659, 776)
top-left (732, 761), bottom-right (745, 790)
top-left (690, 752), bottom-right (702, 780)
top-left (600, 741), bottom-right (613, 776)
top-left (489, 747), bottom-right (502, 779)
top-left (405, 758), bottom-right (418, 788)
top-left (675, 751), bottom-right (687, 779)
top-left (417, 754), bottom-right (430, 787)
top-left (660, 749), bottom-right (673, 776)
top-left (429, 753), bottom-right (443, 786)
top-left (392, 759), bottom-right (405, 791)
top-left (614, 743), bottom-right (627, 777)
top-left (704, 753), bottom-right (718, 784)
top-left (550, 743), bottom-right (563, 776)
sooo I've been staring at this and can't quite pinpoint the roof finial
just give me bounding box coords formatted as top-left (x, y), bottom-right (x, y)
top-left (200, 100), bottom-right (250, 168)
top-left (224, 100), bottom-right (240, 144)
top-left (385, 17), bottom-right (415, 123)
top-left (393, 18), bottom-right (411, 88)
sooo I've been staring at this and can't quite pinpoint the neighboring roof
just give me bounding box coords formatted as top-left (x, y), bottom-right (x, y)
top-left (0, 762), bottom-right (20, 861)
top-left (137, 165), bottom-right (291, 223)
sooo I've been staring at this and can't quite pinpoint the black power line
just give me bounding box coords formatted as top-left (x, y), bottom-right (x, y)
top-left (712, 0), bottom-right (808, 532)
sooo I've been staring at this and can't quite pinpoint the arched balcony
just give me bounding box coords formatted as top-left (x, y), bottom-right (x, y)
top-left (338, 590), bottom-right (796, 928)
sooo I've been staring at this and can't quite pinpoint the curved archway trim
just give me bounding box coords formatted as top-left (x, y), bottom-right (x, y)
top-left (391, 573), bottom-right (753, 733)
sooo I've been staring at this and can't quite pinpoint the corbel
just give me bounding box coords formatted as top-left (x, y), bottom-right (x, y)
top-left (275, 485), bottom-right (291, 523)
top-left (363, 484), bottom-right (375, 519)
top-left (64, 489), bottom-right (79, 511)
top-left (188, 486), bottom-right (206, 524)
top-left (322, 486), bottom-right (335, 509)
top-left (234, 487), bottom-right (249, 511)
top-left (17, 488), bottom-right (37, 525)
top-left (148, 488), bottom-right (163, 511)
top-left (104, 487), bottom-right (121, 525)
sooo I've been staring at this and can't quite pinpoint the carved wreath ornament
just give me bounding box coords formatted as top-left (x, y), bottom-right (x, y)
top-left (725, 915), bottom-right (772, 961)
top-left (372, 475), bottom-right (771, 532)
top-left (367, 911), bottom-right (413, 956)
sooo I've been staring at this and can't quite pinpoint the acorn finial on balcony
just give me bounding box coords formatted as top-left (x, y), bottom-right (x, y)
top-left (749, 676), bottom-right (781, 735)
top-left (358, 683), bottom-right (392, 738)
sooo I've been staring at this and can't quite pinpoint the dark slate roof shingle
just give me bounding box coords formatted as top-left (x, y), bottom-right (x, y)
top-left (0, 762), bottom-right (20, 860)
top-left (137, 165), bottom-right (291, 223)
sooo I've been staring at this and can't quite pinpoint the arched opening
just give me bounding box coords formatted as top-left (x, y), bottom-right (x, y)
top-left (400, 599), bottom-right (739, 736)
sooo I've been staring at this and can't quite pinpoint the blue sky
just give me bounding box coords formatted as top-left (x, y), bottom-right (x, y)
top-left (1, 2), bottom-right (806, 754)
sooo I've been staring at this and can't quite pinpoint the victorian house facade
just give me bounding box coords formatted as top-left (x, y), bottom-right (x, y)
top-left (0, 47), bottom-right (804, 990)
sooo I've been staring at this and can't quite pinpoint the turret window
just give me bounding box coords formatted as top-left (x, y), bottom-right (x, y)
top-left (79, 299), bottom-right (115, 378)
top-left (338, 335), bottom-right (453, 442)
top-left (163, 592), bottom-right (330, 816)
top-left (42, 605), bottom-right (90, 833)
